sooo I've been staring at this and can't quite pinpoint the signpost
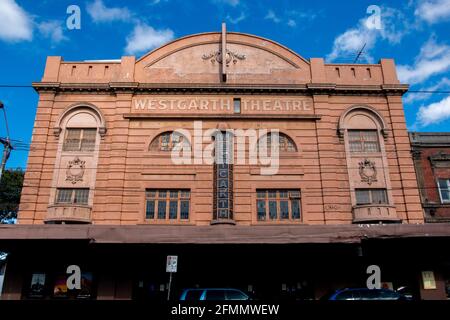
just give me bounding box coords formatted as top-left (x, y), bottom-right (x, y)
top-left (166, 255), bottom-right (178, 301)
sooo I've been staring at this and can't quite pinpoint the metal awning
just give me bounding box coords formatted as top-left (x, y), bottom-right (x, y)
top-left (0, 224), bottom-right (449, 244)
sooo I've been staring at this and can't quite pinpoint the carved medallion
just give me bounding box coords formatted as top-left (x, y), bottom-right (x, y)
top-left (66, 157), bottom-right (85, 184)
top-left (359, 159), bottom-right (377, 185)
top-left (202, 49), bottom-right (246, 66)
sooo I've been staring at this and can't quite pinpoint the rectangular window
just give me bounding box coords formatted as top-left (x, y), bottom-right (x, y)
top-left (233, 98), bottom-right (241, 113)
top-left (355, 189), bottom-right (388, 205)
top-left (269, 201), bottom-right (277, 220)
top-left (63, 128), bottom-right (96, 152)
top-left (169, 201), bottom-right (178, 219)
top-left (74, 189), bottom-right (89, 204)
top-left (256, 189), bottom-right (301, 221)
top-left (55, 188), bottom-right (89, 205)
top-left (157, 201), bottom-right (166, 219)
top-left (438, 179), bottom-right (450, 203)
top-left (257, 199), bottom-right (266, 221)
top-left (146, 200), bottom-right (155, 219)
top-left (145, 189), bottom-right (190, 221)
top-left (280, 200), bottom-right (289, 219)
top-left (180, 200), bottom-right (189, 220)
top-left (291, 199), bottom-right (301, 219)
top-left (348, 130), bottom-right (380, 153)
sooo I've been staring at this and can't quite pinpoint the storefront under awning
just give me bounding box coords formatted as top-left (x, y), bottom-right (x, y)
top-left (1, 224), bottom-right (449, 301)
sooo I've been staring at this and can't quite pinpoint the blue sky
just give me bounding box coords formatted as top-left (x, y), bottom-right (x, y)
top-left (0, 0), bottom-right (450, 169)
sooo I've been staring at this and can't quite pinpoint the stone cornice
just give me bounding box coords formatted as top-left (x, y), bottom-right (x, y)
top-left (409, 132), bottom-right (450, 147)
top-left (32, 81), bottom-right (409, 96)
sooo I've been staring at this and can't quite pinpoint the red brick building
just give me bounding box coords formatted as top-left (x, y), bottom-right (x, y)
top-left (410, 132), bottom-right (450, 222)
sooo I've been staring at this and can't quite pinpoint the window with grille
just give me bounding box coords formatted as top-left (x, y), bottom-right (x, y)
top-left (145, 189), bottom-right (190, 221)
top-left (355, 189), bottom-right (388, 205)
top-left (257, 133), bottom-right (297, 154)
top-left (63, 128), bottom-right (97, 152)
top-left (348, 130), bottom-right (380, 152)
top-left (256, 190), bottom-right (301, 221)
top-left (149, 132), bottom-right (190, 152)
top-left (55, 188), bottom-right (89, 205)
top-left (438, 179), bottom-right (450, 203)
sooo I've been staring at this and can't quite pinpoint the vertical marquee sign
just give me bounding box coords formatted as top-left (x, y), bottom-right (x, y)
top-left (213, 131), bottom-right (234, 223)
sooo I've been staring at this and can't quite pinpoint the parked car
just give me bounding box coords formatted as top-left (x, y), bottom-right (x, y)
top-left (320, 288), bottom-right (411, 300)
top-left (180, 288), bottom-right (251, 301)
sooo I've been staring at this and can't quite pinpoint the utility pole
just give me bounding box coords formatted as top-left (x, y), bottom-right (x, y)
top-left (0, 101), bottom-right (13, 181)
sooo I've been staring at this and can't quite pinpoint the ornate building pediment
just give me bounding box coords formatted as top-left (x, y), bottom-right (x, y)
top-left (135, 31), bottom-right (311, 84)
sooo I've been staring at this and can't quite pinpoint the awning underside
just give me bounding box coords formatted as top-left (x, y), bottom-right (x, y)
top-left (1, 224), bottom-right (449, 244)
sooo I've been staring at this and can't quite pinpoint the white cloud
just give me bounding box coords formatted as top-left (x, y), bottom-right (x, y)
top-left (326, 7), bottom-right (410, 62)
top-left (125, 23), bottom-right (174, 55)
top-left (404, 77), bottom-right (450, 103)
top-left (226, 12), bottom-right (246, 24)
top-left (327, 25), bottom-right (377, 62)
top-left (287, 19), bottom-right (297, 27)
top-left (87, 0), bottom-right (132, 23)
top-left (265, 10), bottom-right (281, 23)
top-left (150, 0), bottom-right (169, 5)
top-left (38, 21), bottom-right (68, 44)
top-left (416, 96), bottom-right (450, 126)
top-left (0, 0), bottom-right (33, 42)
top-left (397, 36), bottom-right (450, 84)
top-left (266, 9), bottom-right (317, 28)
top-left (214, 0), bottom-right (240, 6)
top-left (415, 0), bottom-right (450, 23)
top-left (287, 9), bottom-right (317, 22)
top-left (378, 7), bottom-right (411, 44)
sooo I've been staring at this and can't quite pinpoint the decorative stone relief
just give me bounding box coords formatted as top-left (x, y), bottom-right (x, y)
top-left (66, 157), bottom-right (86, 184)
top-left (359, 159), bottom-right (377, 185)
top-left (202, 49), bottom-right (246, 66)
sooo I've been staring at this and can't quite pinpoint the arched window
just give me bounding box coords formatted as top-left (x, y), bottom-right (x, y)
top-left (257, 132), bottom-right (297, 153)
top-left (338, 105), bottom-right (388, 144)
top-left (47, 103), bottom-right (106, 224)
top-left (149, 131), bottom-right (190, 152)
top-left (338, 106), bottom-right (400, 223)
top-left (54, 103), bottom-right (106, 149)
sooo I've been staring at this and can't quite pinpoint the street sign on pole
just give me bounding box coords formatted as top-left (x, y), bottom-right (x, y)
top-left (166, 255), bottom-right (178, 301)
top-left (166, 255), bottom-right (178, 273)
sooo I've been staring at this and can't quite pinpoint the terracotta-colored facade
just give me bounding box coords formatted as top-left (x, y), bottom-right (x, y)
top-left (18, 31), bottom-right (424, 226)
top-left (6, 29), bottom-right (450, 302)
top-left (410, 132), bottom-right (450, 222)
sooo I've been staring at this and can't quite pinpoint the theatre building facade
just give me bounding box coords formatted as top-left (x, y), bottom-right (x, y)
top-left (1, 28), bottom-right (449, 300)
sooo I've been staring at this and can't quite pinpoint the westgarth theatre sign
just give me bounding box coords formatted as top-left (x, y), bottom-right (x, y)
top-left (132, 96), bottom-right (314, 114)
